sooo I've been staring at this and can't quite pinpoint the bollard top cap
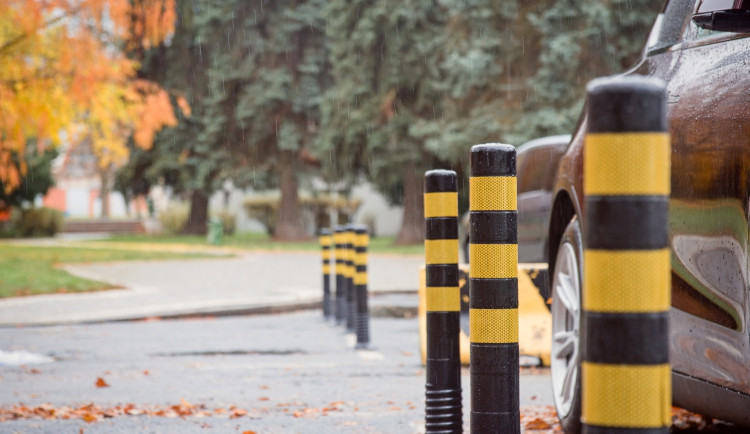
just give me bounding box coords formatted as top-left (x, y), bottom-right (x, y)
top-left (319, 228), bottom-right (331, 236)
top-left (424, 169), bottom-right (457, 193)
top-left (352, 223), bottom-right (369, 235)
top-left (587, 75), bottom-right (667, 133)
top-left (471, 143), bottom-right (516, 177)
top-left (334, 225), bottom-right (346, 233)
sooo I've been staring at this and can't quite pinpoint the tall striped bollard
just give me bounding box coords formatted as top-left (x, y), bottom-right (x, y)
top-left (469, 144), bottom-right (520, 433)
top-left (582, 76), bottom-right (671, 433)
top-left (424, 169), bottom-right (462, 433)
top-left (345, 224), bottom-right (357, 332)
top-left (353, 224), bottom-right (371, 348)
top-left (319, 228), bottom-right (333, 320)
top-left (334, 226), bottom-right (346, 325)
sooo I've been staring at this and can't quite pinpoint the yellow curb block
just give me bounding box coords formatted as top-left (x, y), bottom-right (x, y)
top-left (419, 263), bottom-right (551, 366)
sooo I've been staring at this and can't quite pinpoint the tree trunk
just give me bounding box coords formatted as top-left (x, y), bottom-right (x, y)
top-left (394, 161), bottom-right (424, 245)
top-left (183, 190), bottom-right (209, 235)
top-left (99, 168), bottom-right (111, 218)
top-left (274, 151), bottom-right (311, 241)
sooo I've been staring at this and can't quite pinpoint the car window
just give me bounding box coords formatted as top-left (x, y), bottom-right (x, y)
top-left (647, 0), bottom-right (696, 52)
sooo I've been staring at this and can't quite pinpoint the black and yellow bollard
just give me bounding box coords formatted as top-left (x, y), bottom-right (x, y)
top-left (469, 144), bottom-right (519, 433)
top-left (424, 169), bottom-right (462, 433)
top-left (334, 226), bottom-right (347, 325)
top-left (353, 224), bottom-right (371, 348)
top-left (345, 224), bottom-right (357, 332)
top-left (319, 228), bottom-right (333, 320)
top-left (582, 76), bottom-right (670, 434)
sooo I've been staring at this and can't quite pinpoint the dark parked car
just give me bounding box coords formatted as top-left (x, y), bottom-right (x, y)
top-left (460, 134), bottom-right (569, 270)
top-left (546, 1), bottom-right (750, 432)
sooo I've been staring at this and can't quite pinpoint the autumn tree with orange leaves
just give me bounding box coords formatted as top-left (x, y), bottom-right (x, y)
top-left (0, 0), bottom-right (183, 214)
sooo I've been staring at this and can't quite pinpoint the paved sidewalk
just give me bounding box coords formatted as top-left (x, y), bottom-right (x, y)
top-left (0, 248), bottom-right (424, 326)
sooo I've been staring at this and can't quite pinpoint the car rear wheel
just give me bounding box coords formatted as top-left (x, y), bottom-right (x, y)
top-left (551, 217), bottom-right (582, 434)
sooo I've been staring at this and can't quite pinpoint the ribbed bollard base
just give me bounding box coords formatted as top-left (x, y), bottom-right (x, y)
top-left (355, 313), bottom-right (370, 347)
top-left (323, 293), bottom-right (331, 320)
top-left (336, 296), bottom-right (346, 325)
top-left (346, 299), bottom-right (356, 331)
top-left (425, 388), bottom-right (462, 433)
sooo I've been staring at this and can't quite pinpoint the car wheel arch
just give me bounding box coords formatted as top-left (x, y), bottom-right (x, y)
top-left (547, 190), bottom-right (577, 279)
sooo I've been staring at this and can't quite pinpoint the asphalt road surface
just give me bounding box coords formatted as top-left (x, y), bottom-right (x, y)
top-left (0, 311), bottom-right (554, 433)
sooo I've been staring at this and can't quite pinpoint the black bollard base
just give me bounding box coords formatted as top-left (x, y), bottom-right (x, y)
top-left (355, 312), bottom-right (370, 347)
top-left (425, 388), bottom-right (462, 433)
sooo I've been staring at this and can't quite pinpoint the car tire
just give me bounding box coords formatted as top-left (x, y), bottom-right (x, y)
top-left (550, 217), bottom-right (583, 434)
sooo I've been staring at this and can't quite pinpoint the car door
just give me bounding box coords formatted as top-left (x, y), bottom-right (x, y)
top-left (651, 7), bottom-right (750, 397)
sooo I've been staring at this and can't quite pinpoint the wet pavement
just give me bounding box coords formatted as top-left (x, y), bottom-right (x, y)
top-left (0, 310), bottom-right (554, 433)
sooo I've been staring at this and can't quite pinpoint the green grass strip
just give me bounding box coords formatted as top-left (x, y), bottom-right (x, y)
top-left (0, 244), bottom-right (215, 298)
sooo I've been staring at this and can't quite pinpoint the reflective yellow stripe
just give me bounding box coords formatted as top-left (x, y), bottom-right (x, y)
top-left (470, 308), bottom-right (518, 343)
top-left (321, 251), bottom-right (332, 260)
top-left (354, 233), bottom-right (369, 247)
top-left (470, 176), bottom-right (517, 211)
top-left (335, 248), bottom-right (346, 258)
top-left (354, 252), bottom-right (367, 266)
top-left (425, 239), bottom-right (459, 265)
top-left (424, 192), bottom-right (458, 218)
top-left (584, 133), bottom-right (670, 196)
top-left (582, 362), bottom-right (671, 428)
top-left (584, 249), bottom-right (670, 312)
top-left (319, 235), bottom-right (332, 246)
top-left (426, 286), bottom-right (460, 312)
top-left (354, 273), bottom-right (367, 285)
top-left (322, 265), bottom-right (331, 274)
top-left (469, 244), bottom-right (518, 278)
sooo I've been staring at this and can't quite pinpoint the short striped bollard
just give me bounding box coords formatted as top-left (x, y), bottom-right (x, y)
top-left (319, 228), bottom-right (333, 320)
top-left (345, 224), bottom-right (356, 332)
top-left (353, 224), bottom-right (371, 348)
top-left (469, 144), bottom-right (520, 433)
top-left (424, 169), bottom-right (462, 433)
top-left (334, 226), bottom-right (346, 325)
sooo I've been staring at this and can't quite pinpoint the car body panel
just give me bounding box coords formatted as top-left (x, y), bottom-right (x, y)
top-left (549, 0), bottom-right (750, 423)
top-left (517, 135), bottom-right (571, 264)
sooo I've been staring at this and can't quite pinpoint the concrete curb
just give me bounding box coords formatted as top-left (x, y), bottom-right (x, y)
top-left (2, 291), bottom-right (419, 328)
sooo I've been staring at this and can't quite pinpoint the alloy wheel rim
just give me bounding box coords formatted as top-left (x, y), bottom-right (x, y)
top-left (551, 241), bottom-right (581, 419)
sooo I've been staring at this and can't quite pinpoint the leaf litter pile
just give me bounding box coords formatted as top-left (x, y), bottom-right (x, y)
top-left (0, 398), bottom-right (352, 424)
top-left (0, 400), bottom-right (252, 423)
top-left (0, 399), bottom-right (740, 432)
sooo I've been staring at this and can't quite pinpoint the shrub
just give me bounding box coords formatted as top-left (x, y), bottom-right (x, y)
top-left (242, 194), bottom-right (361, 236)
top-left (0, 207), bottom-right (22, 238)
top-left (212, 210), bottom-right (236, 235)
top-left (243, 198), bottom-right (277, 235)
top-left (159, 204), bottom-right (189, 235)
top-left (18, 207), bottom-right (63, 237)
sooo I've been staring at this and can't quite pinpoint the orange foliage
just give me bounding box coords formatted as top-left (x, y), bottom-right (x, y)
top-left (0, 0), bottom-right (178, 194)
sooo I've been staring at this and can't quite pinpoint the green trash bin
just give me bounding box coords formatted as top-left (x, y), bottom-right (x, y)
top-left (207, 218), bottom-right (224, 245)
